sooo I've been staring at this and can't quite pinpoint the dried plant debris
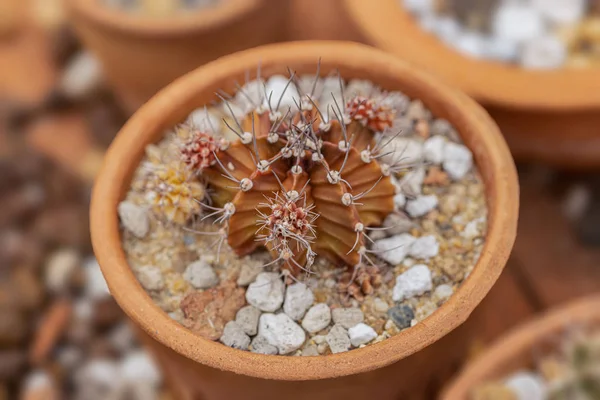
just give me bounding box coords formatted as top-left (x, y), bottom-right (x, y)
top-left (120, 64), bottom-right (487, 355)
top-left (402, 0), bottom-right (600, 68)
top-left (472, 327), bottom-right (600, 400)
top-left (103, 0), bottom-right (221, 16)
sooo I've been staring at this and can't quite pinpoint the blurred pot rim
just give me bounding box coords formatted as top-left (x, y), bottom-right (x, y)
top-left (344, 0), bottom-right (600, 111)
top-left (66, 0), bottom-right (264, 38)
top-left (442, 294), bottom-right (600, 399)
top-left (90, 40), bottom-right (519, 381)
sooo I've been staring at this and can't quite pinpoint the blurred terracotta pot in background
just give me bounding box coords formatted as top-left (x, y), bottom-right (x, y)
top-left (287, 0), bottom-right (364, 42)
top-left (442, 294), bottom-right (600, 399)
top-left (66, 0), bottom-right (288, 113)
top-left (344, 0), bottom-right (600, 169)
top-left (90, 41), bottom-right (518, 400)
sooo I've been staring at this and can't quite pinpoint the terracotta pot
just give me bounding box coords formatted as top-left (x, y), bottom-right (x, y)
top-left (66, 0), bottom-right (288, 112)
top-left (344, 0), bottom-right (600, 169)
top-left (442, 294), bottom-right (600, 399)
top-left (90, 41), bottom-right (519, 400)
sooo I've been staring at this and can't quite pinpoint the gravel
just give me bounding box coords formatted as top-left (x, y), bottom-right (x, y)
top-left (283, 283), bottom-right (314, 321)
top-left (258, 313), bottom-right (306, 355)
top-left (235, 306), bottom-right (261, 336)
top-left (387, 304), bottom-right (415, 329)
top-left (392, 264), bottom-right (433, 302)
top-left (245, 273), bottom-right (285, 312)
top-left (135, 265), bottom-right (165, 291)
top-left (183, 259), bottom-right (219, 289)
top-left (348, 323), bottom-right (377, 347)
top-left (301, 303), bottom-right (332, 333)
top-left (117, 201), bottom-right (149, 239)
top-left (326, 325), bottom-right (351, 354)
top-left (220, 321), bottom-right (251, 350)
top-left (331, 308), bottom-right (364, 329)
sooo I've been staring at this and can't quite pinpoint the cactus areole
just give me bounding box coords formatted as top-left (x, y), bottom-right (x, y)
top-left (177, 73), bottom-right (400, 278)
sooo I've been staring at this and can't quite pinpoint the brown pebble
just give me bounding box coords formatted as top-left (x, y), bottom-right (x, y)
top-left (424, 166), bottom-right (450, 186)
top-left (415, 119), bottom-right (430, 139)
top-left (181, 280), bottom-right (246, 340)
top-left (93, 298), bottom-right (123, 329)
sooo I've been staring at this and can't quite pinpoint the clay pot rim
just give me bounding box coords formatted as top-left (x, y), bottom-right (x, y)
top-left (90, 40), bottom-right (518, 381)
top-left (66, 0), bottom-right (263, 38)
top-left (344, 0), bottom-right (600, 110)
top-left (442, 294), bottom-right (600, 399)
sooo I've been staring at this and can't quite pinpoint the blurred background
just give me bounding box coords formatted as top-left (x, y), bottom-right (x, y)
top-left (2, 0), bottom-right (600, 399)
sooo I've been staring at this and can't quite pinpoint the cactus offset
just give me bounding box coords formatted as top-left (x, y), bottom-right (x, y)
top-left (180, 70), bottom-right (399, 281)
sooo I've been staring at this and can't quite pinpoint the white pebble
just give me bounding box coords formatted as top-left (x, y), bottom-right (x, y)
top-left (423, 136), bottom-right (446, 164)
top-left (120, 351), bottom-right (161, 387)
top-left (345, 79), bottom-right (379, 98)
top-left (504, 372), bottom-right (547, 400)
top-left (283, 283), bottom-right (314, 321)
top-left (331, 308), bottom-right (364, 329)
top-left (136, 265), bottom-right (165, 291)
top-left (60, 51), bottom-right (103, 99)
top-left (250, 335), bottom-right (278, 355)
top-left (484, 36), bottom-right (519, 62)
top-left (326, 325), bottom-right (351, 354)
top-left (235, 305), bottom-right (261, 336)
top-left (408, 235), bottom-right (439, 259)
top-left (118, 201), bottom-right (149, 239)
top-left (246, 272), bottom-right (285, 312)
top-left (183, 259), bottom-right (219, 289)
top-left (405, 195), bottom-right (438, 218)
top-left (263, 75), bottom-right (299, 112)
top-left (220, 321), bottom-right (251, 350)
top-left (383, 138), bottom-right (423, 167)
top-left (493, 4), bottom-right (545, 43)
top-left (84, 257), bottom-right (110, 301)
top-left (433, 16), bottom-right (462, 43)
top-left (443, 142), bottom-right (473, 180)
top-left (433, 284), bottom-right (453, 302)
top-left (76, 359), bottom-right (121, 389)
top-left (45, 249), bottom-right (80, 293)
top-left (258, 313), bottom-right (306, 355)
top-left (392, 264), bottom-right (433, 302)
top-left (301, 303), bottom-right (331, 333)
top-left (234, 79), bottom-right (265, 113)
top-left (463, 218), bottom-right (482, 239)
top-left (532, 0), bottom-right (586, 25)
top-left (520, 36), bottom-right (567, 70)
top-left (394, 193), bottom-right (406, 210)
top-left (237, 261), bottom-right (263, 286)
top-left (454, 32), bottom-right (487, 59)
top-left (373, 234), bottom-right (416, 265)
top-left (187, 108), bottom-right (221, 135)
top-left (348, 323), bottom-right (378, 347)
top-left (403, 0), bottom-right (433, 16)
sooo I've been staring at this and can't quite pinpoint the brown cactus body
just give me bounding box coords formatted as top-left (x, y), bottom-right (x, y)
top-left (193, 94), bottom-right (396, 275)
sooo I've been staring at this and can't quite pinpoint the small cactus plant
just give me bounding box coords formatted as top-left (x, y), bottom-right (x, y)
top-left (147, 66), bottom-right (413, 296)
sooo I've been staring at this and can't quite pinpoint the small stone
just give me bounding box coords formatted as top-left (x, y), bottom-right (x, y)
top-left (234, 79), bottom-right (265, 113)
top-left (118, 201), bottom-right (149, 239)
top-left (387, 304), bottom-right (415, 329)
top-left (183, 259), bottom-right (219, 289)
top-left (393, 193), bottom-right (406, 209)
top-left (433, 284), bottom-right (453, 302)
top-left (430, 119), bottom-right (455, 138)
top-left (283, 283), bottom-right (314, 321)
top-left (373, 234), bottom-right (416, 265)
top-left (326, 325), bottom-right (351, 354)
top-left (60, 51), bottom-right (103, 99)
top-left (348, 323), bottom-right (377, 347)
top-left (250, 335), bottom-right (278, 355)
top-left (381, 92), bottom-right (410, 114)
top-left (454, 32), bottom-right (487, 58)
top-left (312, 334), bottom-right (326, 344)
top-left (317, 342), bottom-right (329, 354)
top-left (423, 167), bottom-right (450, 186)
top-left (471, 382), bottom-right (519, 400)
top-left (392, 264), bottom-right (432, 302)
top-left (492, 4), bottom-right (544, 43)
top-left (136, 265), bottom-right (164, 291)
top-left (258, 313), bottom-right (306, 355)
top-left (237, 262), bottom-right (263, 286)
top-left (264, 75), bottom-right (299, 111)
top-left (187, 107), bottom-right (221, 135)
top-left (399, 167), bottom-right (425, 197)
top-left (373, 298), bottom-right (389, 313)
top-left (84, 257), bottom-right (110, 301)
top-left (423, 136), bottom-right (446, 164)
top-left (406, 195), bottom-right (438, 218)
top-left (346, 79), bottom-right (379, 97)
top-left (235, 305), bottom-right (261, 336)
top-left (45, 248), bottom-right (80, 293)
top-left (532, 0), bottom-right (585, 25)
top-left (246, 272), bottom-right (285, 312)
top-left (76, 359), bottom-right (122, 397)
top-left (443, 142), bottom-right (473, 180)
top-left (504, 372), bottom-right (546, 400)
top-left (384, 139), bottom-right (423, 169)
top-left (520, 36), bottom-right (566, 70)
top-left (108, 323), bottom-right (136, 353)
top-left (408, 235), bottom-right (439, 259)
top-left (301, 344), bottom-right (319, 357)
top-left (331, 307), bottom-right (364, 329)
top-left (301, 303), bottom-right (331, 333)
top-left (463, 218), bottom-right (483, 239)
top-left (220, 321), bottom-right (251, 350)
top-left (484, 36), bottom-right (519, 62)
top-left (120, 351), bottom-right (161, 387)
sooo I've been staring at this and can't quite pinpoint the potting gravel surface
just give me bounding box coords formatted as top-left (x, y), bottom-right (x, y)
top-left (471, 327), bottom-right (600, 400)
top-left (120, 74), bottom-right (488, 356)
top-left (402, 0), bottom-right (600, 69)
